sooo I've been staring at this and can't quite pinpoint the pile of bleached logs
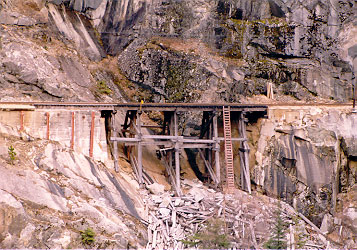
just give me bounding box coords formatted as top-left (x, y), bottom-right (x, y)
top-left (145, 180), bottom-right (329, 249)
top-left (145, 181), bottom-right (265, 249)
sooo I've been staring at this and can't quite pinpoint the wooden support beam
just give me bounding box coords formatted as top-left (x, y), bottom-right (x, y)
top-left (111, 137), bottom-right (141, 142)
top-left (123, 142), bottom-right (212, 148)
top-left (182, 138), bottom-right (215, 143)
top-left (20, 111), bottom-right (24, 131)
top-left (128, 119), bottom-right (140, 135)
top-left (71, 111), bottom-right (75, 150)
top-left (238, 112), bottom-right (251, 194)
top-left (89, 111), bottom-right (95, 157)
top-left (175, 146), bottom-right (180, 195)
top-left (213, 113), bottom-right (220, 183)
top-left (158, 149), bottom-right (182, 196)
top-left (181, 144), bottom-right (213, 149)
top-left (46, 112), bottom-right (50, 140)
top-left (111, 136), bottom-right (245, 142)
top-left (207, 112), bottom-right (213, 178)
top-left (122, 142), bottom-right (213, 148)
top-left (198, 148), bottom-right (219, 184)
top-left (217, 137), bottom-right (246, 141)
top-left (137, 111), bottom-right (143, 187)
top-left (124, 141), bottom-right (173, 146)
top-left (167, 111), bottom-right (174, 190)
top-left (141, 125), bottom-right (163, 128)
top-left (173, 111), bottom-right (181, 196)
top-left (124, 111), bottom-right (137, 159)
top-left (112, 112), bottom-right (119, 172)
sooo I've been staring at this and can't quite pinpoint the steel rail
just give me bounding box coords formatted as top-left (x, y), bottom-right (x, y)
top-left (0, 102), bottom-right (354, 111)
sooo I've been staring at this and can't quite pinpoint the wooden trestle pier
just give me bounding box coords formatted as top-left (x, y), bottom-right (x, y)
top-left (109, 103), bottom-right (267, 196)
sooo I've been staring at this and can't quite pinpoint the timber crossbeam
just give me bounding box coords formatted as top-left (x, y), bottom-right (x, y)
top-left (108, 104), bottom-right (267, 196)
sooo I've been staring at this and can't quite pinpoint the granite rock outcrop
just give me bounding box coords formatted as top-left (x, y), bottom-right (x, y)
top-left (48, 0), bottom-right (356, 102)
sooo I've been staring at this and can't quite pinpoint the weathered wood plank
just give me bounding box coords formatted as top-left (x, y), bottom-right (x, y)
top-left (213, 113), bottom-right (220, 183)
top-left (137, 111), bottom-right (143, 186)
top-left (110, 136), bottom-right (245, 142)
top-left (198, 148), bottom-right (219, 184)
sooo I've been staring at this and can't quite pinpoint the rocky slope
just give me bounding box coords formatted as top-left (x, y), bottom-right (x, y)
top-left (1, 0), bottom-right (356, 103)
top-left (102, 0), bottom-right (356, 103)
top-left (0, 0), bottom-right (126, 102)
top-left (251, 106), bottom-right (357, 246)
top-left (0, 124), bottom-right (147, 248)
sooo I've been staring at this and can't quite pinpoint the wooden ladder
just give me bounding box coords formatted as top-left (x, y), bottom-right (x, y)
top-left (223, 106), bottom-right (235, 190)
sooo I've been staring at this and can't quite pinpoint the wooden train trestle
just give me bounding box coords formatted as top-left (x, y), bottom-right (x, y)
top-left (110, 105), bottom-right (266, 196)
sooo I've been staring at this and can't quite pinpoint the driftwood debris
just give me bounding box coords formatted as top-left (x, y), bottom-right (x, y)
top-left (144, 181), bottom-right (332, 249)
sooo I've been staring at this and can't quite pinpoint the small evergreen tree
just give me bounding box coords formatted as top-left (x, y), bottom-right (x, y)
top-left (182, 218), bottom-right (230, 249)
top-left (264, 201), bottom-right (288, 249)
top-left (291, 215), bottom-right (307, 248)
top-left (8, 145), bottom-right (16, 165)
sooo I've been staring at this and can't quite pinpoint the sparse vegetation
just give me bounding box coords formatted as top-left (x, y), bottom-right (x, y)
top-left (291, 215), bottom-right (307, 248)
top-left (165, 62), bottom-right (192, 102)
top-left (80, 227), bottom-right (95, 246)
top-left (264, 201), bottom-right (288, 249)
top-left (182, 218), bottom-right (230, 249)
top-left (97, 80), bottom-right (112, 95)
top-left (8, 145), bottom-right (16, 165)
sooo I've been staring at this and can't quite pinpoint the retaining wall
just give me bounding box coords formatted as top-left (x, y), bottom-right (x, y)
top-left (0, 109), bottom-right (108, 162)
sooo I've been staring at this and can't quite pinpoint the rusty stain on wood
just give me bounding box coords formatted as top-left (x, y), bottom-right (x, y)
top-left (46, 112), bottom-right (50, 140)
top-left (20, 111), bottom-right (24, 131)
top-left (71, 111), bottom-right (75, 150)
top-left (90, 111), bottom-right (95, 157)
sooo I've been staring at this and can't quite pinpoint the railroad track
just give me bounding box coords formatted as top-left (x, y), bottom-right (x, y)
top-left (0, 102), bottom-right (354, 113)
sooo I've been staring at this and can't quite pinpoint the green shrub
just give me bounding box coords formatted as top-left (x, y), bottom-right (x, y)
top-left (80, 227), bottom-right (95, 245)
top-left (97, 80), bottom-right (112, 95)
top-left (8, 145), bottom-right (16, 165)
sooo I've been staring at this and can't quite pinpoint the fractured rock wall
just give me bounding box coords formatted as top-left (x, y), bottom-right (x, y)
top-left (0, 134), bottom-right (146, 248)
top-left (253, 106), bottom-right (356, 228)
top-left (1, 0), bottom-right (355, 102)
top-left (47, 0), bottom-right (356, 102)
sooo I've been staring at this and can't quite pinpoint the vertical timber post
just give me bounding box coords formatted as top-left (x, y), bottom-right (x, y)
top-left (169, 112), bottom-right (174, 176)
top-left (207, 112), bottom-right (213, 174)
top-left (89, 111), bottom-right (95, 157)
top-left (213, 112), bottom-right (220, 183)
top-left (71, 112), bottom-right (75, 150)
top-left (238, 112), bottom-right (251, 194)
top-left (137, 110), bottom-right (143, 187)
top-left (20, 111), bottom-right (24, 131)
top-left (46, 112), bottom-right (50, 140)
top-left (112, 111), bottom-right (119, 172)
top-left (352, 76), bottom-right (357, 113)
top-left (174, 110), bottom-right (181, 196)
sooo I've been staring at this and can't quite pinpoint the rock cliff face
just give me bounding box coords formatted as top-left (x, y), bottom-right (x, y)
top-left (49, 0), bottom-right (356, 102)
top-left (0, 0), bottom-right (124, 101)
top-left (1, 0), bottom-right (355, 102)
top-left (250, 106), bottom-right (356, 246)
top-left (0, 126), bottom-right (146, 248)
